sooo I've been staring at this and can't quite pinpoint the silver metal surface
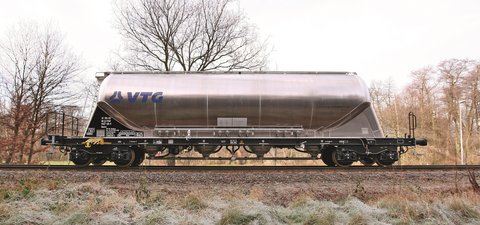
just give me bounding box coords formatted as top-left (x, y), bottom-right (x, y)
top-left (96, 72), bottom-right (383, 138)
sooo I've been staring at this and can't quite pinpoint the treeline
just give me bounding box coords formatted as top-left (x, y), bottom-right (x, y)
top-left (0, 24), bottom-right (81, 164)
top-left (370, 58), bottom-right (480, 164)
top-left (0, 0), bottom-right (269, 164)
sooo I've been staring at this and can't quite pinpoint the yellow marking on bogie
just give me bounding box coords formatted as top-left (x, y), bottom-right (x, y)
top-left (82, 138), bottom-right (112, 148)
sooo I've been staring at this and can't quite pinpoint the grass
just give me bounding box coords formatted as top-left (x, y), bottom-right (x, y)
top-left (64, 211), bottom-right (91, 225)
top-left (1, 176), bottom-right (480, 224)
top-left (135, 178), bottom-right (151, 204)
top-left (217, 207), bottom-right (260, 225)
top-left (182, 194), bottom-right (207, 211)
top-left (375, 191), bottom-right (480, 224)
top-left (303, 211), bottom-right (337, 225)
top-left (448, 198), bottom-right (480, 220)
top-left (0, 204), bottom-right (9, 220)
top-left (48, 200), bottom-right (69, 215)
top-left (143, 209), bottom-right (167, 225)
top-left (348, 213), bottom-right (369, 225)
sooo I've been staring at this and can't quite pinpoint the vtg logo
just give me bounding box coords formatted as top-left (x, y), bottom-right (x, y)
top-left (109, 91), bottom-right (164, 104)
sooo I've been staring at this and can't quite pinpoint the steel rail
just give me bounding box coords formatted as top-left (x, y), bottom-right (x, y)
top-left (0, 164), bottom-right (479, 172)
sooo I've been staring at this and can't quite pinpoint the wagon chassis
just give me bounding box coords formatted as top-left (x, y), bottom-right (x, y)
top-left (42, 134), bottom-right (427, 167)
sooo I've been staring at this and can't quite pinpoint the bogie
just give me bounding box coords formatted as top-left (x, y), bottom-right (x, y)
top-left (70, 149), bottom-right (93, 166)
top-left (331, 149), bottom-right (357, 167)
top-left (112, 147), bottom-right (136, 167)
top-left (375, 151), bottom-right (398, 166)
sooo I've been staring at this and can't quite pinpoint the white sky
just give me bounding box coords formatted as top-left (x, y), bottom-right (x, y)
top-left (0, 0), bottom-right (479, 88)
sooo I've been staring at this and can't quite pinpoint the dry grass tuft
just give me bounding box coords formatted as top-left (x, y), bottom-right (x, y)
top-left (77, 182), bottom-right (103, 195)
top-left (135, 178), bottom-right (151, 204)
top-left (448, 198), bottom-right (480, 220)
top-left (217, 206), bottom-right (260, 225)
top-left (290, 195), bottom-right (313, 208)
top-left (182, 194), bottom-right (207, 211)
top-left (0, 178), bottom-right (40, 202)
top-left (351, 179), bottom-right (367, 200)
top-left (303, 210), bottom-right (337, 225)
top-left (48, 200), bottom-right (69, 215)
top-left (376, 195), bottom-right (431, 223)
top-left (142, 209), bottom-right (168, 225)
top-left (45, 177), bottom-right (66, 190)
top-left (0, 188), bottom-right (7, 203)
top-left (64, 210), bottom-right (91, 225)
top-left (348, 213), bottom-right (369, 225)
top-left (468, 170), bottom-right (480, 194)
top-left (0, 204), bottom-right (10, 220)
top-left (374, 190), bottom-right (480, 224)
top-left (247, 186), bottom-right (265, 201)
top-left (303, 213), bottom-right (322, 225)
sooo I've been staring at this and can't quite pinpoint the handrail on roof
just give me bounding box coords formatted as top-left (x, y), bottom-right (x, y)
top-left (95, 71), bottom-right (357, 81)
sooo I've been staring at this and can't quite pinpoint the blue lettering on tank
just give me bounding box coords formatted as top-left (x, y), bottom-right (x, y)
top-left (152, 92), bottom-right (164, 103)
top-left (109, 91), bottom-right (163, 104)
top-left (127, 92), bottom-right (140, 103)
top-left (109, 91), bottom-right (123, 104)
top-left (140, 92), bottom-right (153, 103)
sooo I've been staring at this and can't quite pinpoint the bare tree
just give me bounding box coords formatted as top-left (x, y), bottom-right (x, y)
top-left (0, 23), bottom-right (80, 164)
top-left (437, 58), bottom-right (473, 161)
top-left (25, 27), bottom-right (80, 164)
top-left (369, 78), bottom-right (399, 137)
top-left (462, 62), bottom-right (480, 163)
top-left (408, 66), bottom-right (439, 135)
top-left (0, 24), bottom-right (37, 163)
top-left (80, 79), bottom-right (101, 119)
top-left (0, 99), bottom-right (8, 162)
top-left (115, 0), bottom-right (268, 71)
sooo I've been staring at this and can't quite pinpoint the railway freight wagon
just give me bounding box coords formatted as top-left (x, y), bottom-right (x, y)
top-left (42, 71), bottom-right (427, 167)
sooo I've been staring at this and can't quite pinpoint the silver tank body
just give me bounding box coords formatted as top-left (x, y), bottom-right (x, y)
top-left (95, 72), bottom-right (383, 137)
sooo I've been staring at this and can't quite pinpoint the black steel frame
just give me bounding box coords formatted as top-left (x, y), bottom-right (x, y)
top-left (40, 111), bottom-right (427, 160)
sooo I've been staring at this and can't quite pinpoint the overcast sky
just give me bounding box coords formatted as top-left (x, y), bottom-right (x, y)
top-left (1, 0), bottom-right (479, 87)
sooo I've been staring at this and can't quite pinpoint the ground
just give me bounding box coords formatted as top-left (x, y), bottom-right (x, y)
top-left (0, 169), bottom-right (479, 224)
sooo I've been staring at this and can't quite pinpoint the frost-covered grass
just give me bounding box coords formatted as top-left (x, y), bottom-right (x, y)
top-left (1, 179), bottom-right (480, 225)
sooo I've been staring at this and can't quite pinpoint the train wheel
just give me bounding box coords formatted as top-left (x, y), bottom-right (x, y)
top-left (131, 147), bottom-right (145, 167)
top-left (92, 158), bottom-right (107, 166)
top-left (321, 147), bottom-right (336, 167)
top-left (114, 148), bottom-right (136, 167)
top-left (71, 150), bottom-right (92, 167)
top-left (359, 157), bottom-right (375, 166)
top-left (375, 152), bottom-right (397, 167)
top-left (375, 158), bottom-right (395, 167)
top-left (331, 150), bottom-right (353, 167)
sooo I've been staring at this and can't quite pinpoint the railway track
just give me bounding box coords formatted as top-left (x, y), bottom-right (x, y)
top-left (0, 164), bottom-right (479, 171)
